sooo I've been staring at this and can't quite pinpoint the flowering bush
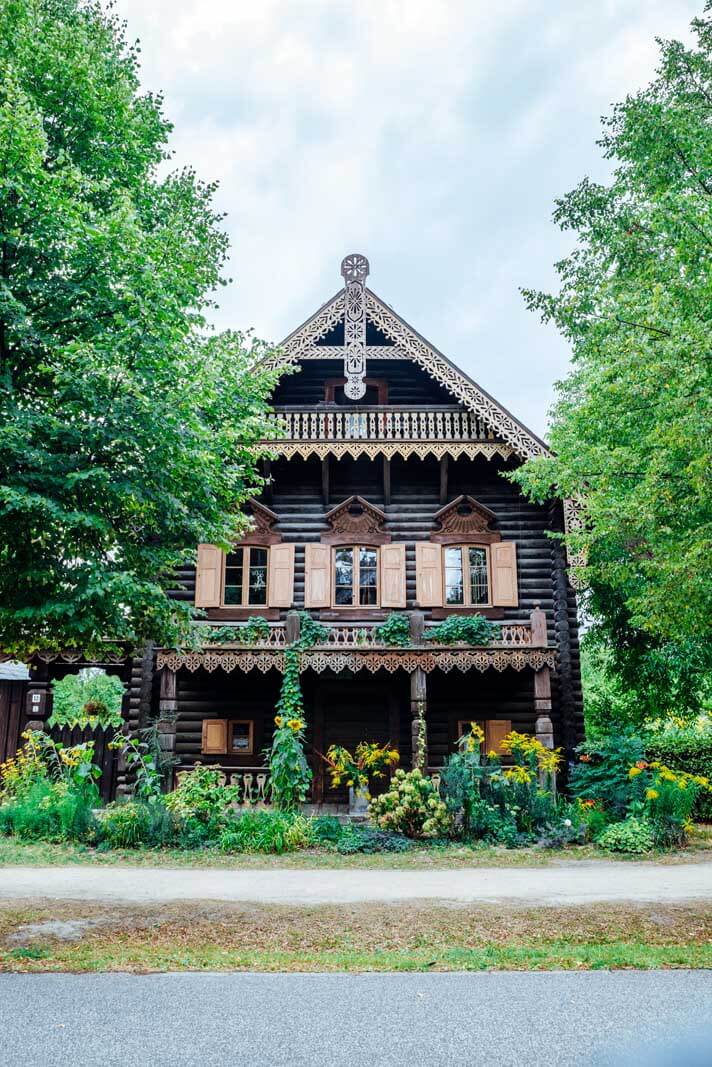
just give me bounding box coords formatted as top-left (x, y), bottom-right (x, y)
top-left (322, 742), bottom-right (399, 791)
top-left (369, 768), bottom-right (451, 838)
top-left (632, 761), bottom-right (710, 847)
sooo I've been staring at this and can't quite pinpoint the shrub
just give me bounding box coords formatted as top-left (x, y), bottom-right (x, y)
top-left (374, 613), bottom-right (411, 647)
top-left (99, 800), bottom-right (175, 849)
top-left (646, 727), bottom-right (712, 820)
top-left (335, 825), bottom-right (413, 854)
top-left (640, 762), bottom-right (708, 848)
top-left (425, 614), bottom-right (500, 646)
top-left (164, 764), bottom-right (239, 824)
top-left (311, 816), bottom-right (344, 845)
top-left (217, 810), bottom-right (314, 854)
top-left (369, 768), bottom-right (451, 838)
top-left (0, 779), bottom-right (97, 843)
top-left (569, 729), bottom-right (647, 818)
top-left (598, 817), bottom-right (655, 854)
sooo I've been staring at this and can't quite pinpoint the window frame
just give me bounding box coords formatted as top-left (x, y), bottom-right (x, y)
top-left (222, 546), bottom-right (270, 608)
top-left (227, 719), bottom-right (255, 756)
top-left (442, 543), bottom-right (492, 608)
top-left (331, 544), bottom-right (380, 609)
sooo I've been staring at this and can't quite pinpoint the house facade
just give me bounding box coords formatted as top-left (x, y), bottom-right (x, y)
top-left (9, 253), bottom-right (583, 804)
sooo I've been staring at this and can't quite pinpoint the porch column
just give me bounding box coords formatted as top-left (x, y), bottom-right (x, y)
top-left (530, 602), bottom-right (554, 749)
top-left (157, 666), bottom-right (177, 789)
top-left (409, 611), bottom-right (428, 770)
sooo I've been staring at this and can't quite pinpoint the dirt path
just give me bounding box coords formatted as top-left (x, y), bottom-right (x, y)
top-left (1, 861), bottom-right (711, 905)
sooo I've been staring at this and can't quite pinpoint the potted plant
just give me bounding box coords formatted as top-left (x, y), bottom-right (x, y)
top-left (321, 742), bottom-right (400, 815)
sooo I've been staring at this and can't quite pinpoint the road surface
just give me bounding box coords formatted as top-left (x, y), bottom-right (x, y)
top-left (1, 971), bottom-right (711, 1066)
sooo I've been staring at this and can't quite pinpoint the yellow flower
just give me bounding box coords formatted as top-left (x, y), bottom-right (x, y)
top-left (628, 766), bottom-right (643, 778)
top-left (487, 750), bottom-right (497, 759)
top-left (274, 715), bottom-right (283, 727)
top-left (287, 718), bottom-right (303, 732)
top-left (645, 788), bottom-right (659, 801)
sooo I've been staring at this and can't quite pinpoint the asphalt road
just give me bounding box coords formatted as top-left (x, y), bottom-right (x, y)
top-left (3, 860), bottom-right (712, 905)
top-left (1, 971), bottom-right (711, 1066)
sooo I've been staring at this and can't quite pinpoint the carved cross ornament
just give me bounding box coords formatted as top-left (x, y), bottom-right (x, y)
top-left (340, 253), bottom-right (370, 399)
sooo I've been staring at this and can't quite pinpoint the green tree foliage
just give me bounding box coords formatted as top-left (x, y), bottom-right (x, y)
top-left (0, 0), bottom-right (279, 657)
top-left (50, 668), bottom-right (125, 727)
top-left (512, 10), bottom-right (712, 715)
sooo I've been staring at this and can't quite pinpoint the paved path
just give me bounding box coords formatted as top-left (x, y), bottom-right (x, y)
top-left (1, 861), bottom-right (711, 905)
top-left (1, 971), bottom-right (711, 1066)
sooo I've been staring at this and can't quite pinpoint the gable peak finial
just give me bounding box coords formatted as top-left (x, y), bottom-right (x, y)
top-left (340, 253), bottom-right (369, 283)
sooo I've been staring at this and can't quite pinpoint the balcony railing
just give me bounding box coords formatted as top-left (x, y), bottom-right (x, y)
top-left (263, 407), bottom-right (495, 443)
top-left (196, 619), bottom-right (537, 650)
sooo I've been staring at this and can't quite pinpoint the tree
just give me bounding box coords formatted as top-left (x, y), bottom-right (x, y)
top-left (0, 0), bottom-right (279, 657)
top-left (512, 7), bottom-right (712, 718)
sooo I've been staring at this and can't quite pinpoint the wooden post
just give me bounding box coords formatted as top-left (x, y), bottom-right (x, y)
top-left (263, 458), bottom-right (273, 506)
top-left (410, 668), bottom-right (428, 771)
top-left (313, 690), bottom-right (325, 806)
top-left (534, 664), bottom-right (555, 793)
top-left (383, 456), bottom-right (391, 507)
top-left (321, 456), bottom-right (330, 507)
top-left (439, 455), bottom-right (449, 506)
top-left (530, 601), bottom-right (547, 646)
top-left (157, 667), bottom-right (178, 791)
top-left (285, 610), bottom-right (301, 644)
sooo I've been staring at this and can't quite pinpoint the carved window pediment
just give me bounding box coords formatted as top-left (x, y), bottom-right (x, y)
top-left (239, 500), bottom-right (282, 546)
top-left (321, 495), bottom-right (391, 545)
top-left (430, 495), bottom-right (501, 545)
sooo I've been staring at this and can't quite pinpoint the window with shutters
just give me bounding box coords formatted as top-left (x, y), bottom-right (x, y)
top-left (223, 547), bottom-right (269, 607)
top-left (443, 545), bottom-right (490, 606)
top-left (333, 546), bottom-right (379, 607)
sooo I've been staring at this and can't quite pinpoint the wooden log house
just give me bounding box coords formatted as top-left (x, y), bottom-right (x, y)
top-left (8, 253), bottom-right (583, 807)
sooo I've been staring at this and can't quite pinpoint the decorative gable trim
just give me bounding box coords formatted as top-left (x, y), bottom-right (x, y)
top-left (239, 500), bottom-right (282, 546)
top-left (321, 495), bottom-right (391, 546)
top-left (430, 495), bottom-right (501, 545)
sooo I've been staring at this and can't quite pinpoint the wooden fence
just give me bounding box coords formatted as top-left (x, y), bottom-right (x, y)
top-left (46, 723), bottom-right (118, 804)
top-left (0, 680), bottom-right (27, 765)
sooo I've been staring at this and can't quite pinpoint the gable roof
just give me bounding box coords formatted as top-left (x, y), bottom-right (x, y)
top-left (263, 267), bottom-right (551, 460)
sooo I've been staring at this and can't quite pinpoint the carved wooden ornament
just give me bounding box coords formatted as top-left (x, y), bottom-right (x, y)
top-left (321, 495), bottom-right (391, 545)
top-left (430, 495), bottom-right (501, 545)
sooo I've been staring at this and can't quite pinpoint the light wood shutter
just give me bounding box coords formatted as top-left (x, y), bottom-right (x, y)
top-left (201, 719), bottom-right (227, 755)
top-left (268, 544), bottom-right (295, 608)
top-left (486, 719), bottom-right (512, 755)
top-left (380, 543), bottom-right (406, 608)
top-left (415, 542), bottom-right (443, 607)
top-left (491, 541), bottom-right (518, 607)
top-left (195, 544), bottom-right (225, 608)
top-left (304, 543), bottom-right (331, 608)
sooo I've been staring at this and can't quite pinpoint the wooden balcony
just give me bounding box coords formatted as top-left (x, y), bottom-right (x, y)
top-left (264, 406), bottom-right (497, 443)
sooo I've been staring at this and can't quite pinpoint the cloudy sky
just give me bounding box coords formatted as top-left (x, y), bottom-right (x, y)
top-left (115, 0), bottom-right (699, 437)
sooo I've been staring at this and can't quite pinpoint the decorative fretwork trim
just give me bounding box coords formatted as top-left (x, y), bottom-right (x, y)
top-left (364, 292), bottom-right (550, 460)
top-left (262, 292), bottom-right (345, 372)
top-left (264, 441), bottom-right (514, 463)
top-left (298, 345), bottom-right (409, 361)
top-left (156, 648), bottom-right (556, 675)
top-left (563, 497), bottom-right (587, 589)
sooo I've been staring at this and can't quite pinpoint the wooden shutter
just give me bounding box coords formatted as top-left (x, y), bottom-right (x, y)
top-left (486, 719), bottom-right (512, 755)
top-left (491, 541), bottom-right (518, 607)
top-left (304, 543), bottom-right (331, 608)
top-left (201, 719), bottom-right (227, 755)
top-left (380, 543), bottom-right (406, 608)
top-left (268, 544), bottom-right (295, 608)
top-left (195, 544), bottom-right (225, 608)
top-left (415, 542), bottom-right (443, 607)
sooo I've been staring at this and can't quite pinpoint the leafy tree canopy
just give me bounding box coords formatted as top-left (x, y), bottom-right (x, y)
top-left (512, 8), bottom-right (712, 716)
top-left (0, 0), bottom-right (280, 657)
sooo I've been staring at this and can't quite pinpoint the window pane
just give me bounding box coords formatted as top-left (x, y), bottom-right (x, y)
top-left (444, 546), bottom-right (464, 605)
top-left (359, 546), bottom-right (378, 605)
top-left (224, 548), bottom-right (244, 605)
top-left (230, 722), bottom-right (252, 753)
top-left (248, 547), bottom-right (268, 605)
top-left (334, 547), bottom-right (354, 605)
top-left (468, 547), bottom-right (489, 605)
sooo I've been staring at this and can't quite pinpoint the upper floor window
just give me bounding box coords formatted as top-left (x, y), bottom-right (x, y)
top-left (333, 545), bottom-right (379, 606)
top-left (224, 546), bottom-right (269, 606)
top-left (443, 545), bottom-right (489, 606)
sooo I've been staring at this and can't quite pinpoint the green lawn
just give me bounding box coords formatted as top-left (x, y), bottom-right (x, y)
top-left (1, 826), bottom-right (710, 870)
top-left (1, 900), bottom-right (709, 973)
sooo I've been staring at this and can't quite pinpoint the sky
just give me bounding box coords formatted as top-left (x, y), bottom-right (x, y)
top-left (114, 0), bottom-right (700, 438)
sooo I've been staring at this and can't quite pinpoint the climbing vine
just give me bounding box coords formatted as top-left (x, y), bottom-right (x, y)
top-left (267, 612), bottom-right (328, 811)
top-left (374, 613), bottom-right (411, 647)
